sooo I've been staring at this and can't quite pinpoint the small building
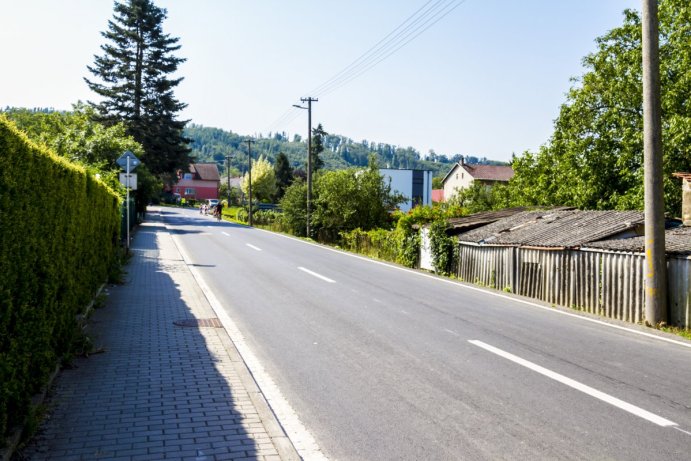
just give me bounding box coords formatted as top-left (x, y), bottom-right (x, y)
top-left (673, 172), bottom-right (691, 226)
top-left (173, 163), bottom-right (220, 201)
top-left (379, 168), bottom-right (433, 212)
top-left (441, 160), bottom-right (513, 202)
top-left (431, 189), bottom-right (444, 203)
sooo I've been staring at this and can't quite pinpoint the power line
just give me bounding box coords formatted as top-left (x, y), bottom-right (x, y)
top-left (307, 0), bottom-right (446, 97)
top-left (263, 0), bottom-right (465, 134)
top-left (314, 0), bottom-right (465, 98)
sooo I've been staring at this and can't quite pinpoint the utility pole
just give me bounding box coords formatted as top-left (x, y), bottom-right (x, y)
top-left (245, 139), bottom-right (255, 227)
top-left (642, 0), bottom-right (667, 325)
top-left (294, 97), bottom-right (318, 237)
top-left (225, 155), bottom-right (232, 206)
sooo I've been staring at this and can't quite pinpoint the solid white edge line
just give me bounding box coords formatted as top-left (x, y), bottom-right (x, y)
top-left (253, 227), bottom-right (691, 350)
top-left (468, 340), bottom-right (677, 428)
top-left (171, 233), bottom-right (327, 461)
top-left (222, 231), bottom-right (230, 236)
top-left (246, 243), bottom-right (262, 251)
top-left (298, 266), bottom-right (336, 283)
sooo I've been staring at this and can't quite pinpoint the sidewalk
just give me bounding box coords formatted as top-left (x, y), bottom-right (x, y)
top-left (18, 213), bottom-right (298, 461)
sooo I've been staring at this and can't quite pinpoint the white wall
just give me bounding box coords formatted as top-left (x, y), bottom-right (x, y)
top-left (380, 169), bottom-right (432, 212)
top-left (442, 164), bottom-right (473, 201)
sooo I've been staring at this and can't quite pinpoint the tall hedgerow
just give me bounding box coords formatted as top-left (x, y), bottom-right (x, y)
top-left (0, 116), bottom-right (120, 439)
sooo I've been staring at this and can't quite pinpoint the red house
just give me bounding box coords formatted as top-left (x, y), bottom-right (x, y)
top-left (172, 163), bottom-right (220, 201)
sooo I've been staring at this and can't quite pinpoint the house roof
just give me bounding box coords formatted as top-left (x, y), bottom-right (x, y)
top-left (457, 209), bottom-right (645, 249)
top-left (190, 163), bottom-right (220, 181)
top-left (441, 162), bottom-right (514, 185)
top-left (463, 164), bottom-right (514, 182)
top-left (584, 225), bottom-right (691, 255)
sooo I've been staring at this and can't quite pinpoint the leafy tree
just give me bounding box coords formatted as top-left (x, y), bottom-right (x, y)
top-left (311, 156), bottom-right (405, 238)
top-left (432, 176), bottom-right (443, 189)
top-left (273, 152), bottom-right (293, 201)
top-left (85, 0), bottom-right (190, 177)
top-left (310, 123), bottom-right (326, 173)
top-left (1, 104), bottom-right (148, 198)
top-left (446, 182), bottom-right (511, 214)
top-left (507, 0), bottom-right (691, 216)
top-left (279, 179), bottom-right (307, 236)
top-left (241, 155), bottom-right (276, 202)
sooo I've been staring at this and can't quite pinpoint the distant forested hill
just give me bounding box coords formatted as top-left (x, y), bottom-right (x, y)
top-left (184, 124), bottom-right (508, 177)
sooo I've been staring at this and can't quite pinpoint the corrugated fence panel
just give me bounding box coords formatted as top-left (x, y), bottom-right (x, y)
top-left (456, 242), bottom-right (687, 328)
top-left (458, 245), bottom-right (513, 290)
top-left (669, 256), bottom-right (691, 329)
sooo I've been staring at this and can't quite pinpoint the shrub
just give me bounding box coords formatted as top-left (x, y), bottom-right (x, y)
top-left (0, 116), bottom-right (120, 439)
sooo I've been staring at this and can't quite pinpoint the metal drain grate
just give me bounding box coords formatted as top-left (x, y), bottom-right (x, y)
top-left (173, 318), bottom-right (223, 328)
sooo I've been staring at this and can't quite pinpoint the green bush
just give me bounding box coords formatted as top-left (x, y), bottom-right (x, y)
top-left (0, 116), bottom-right (120, 439)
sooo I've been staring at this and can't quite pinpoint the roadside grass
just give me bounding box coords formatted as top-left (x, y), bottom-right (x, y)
top-left (659, 325), bottom-right (691, 341)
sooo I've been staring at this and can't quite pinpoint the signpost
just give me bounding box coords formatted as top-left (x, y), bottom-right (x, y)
top-left (116, 150), bottom-right (141, 250)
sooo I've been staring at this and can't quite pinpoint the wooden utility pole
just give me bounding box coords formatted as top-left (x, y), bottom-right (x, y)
top-left (294, 97), bottom-right (318, 238)
top-left (246, 139), bottom-right (255, 227)
top-left (225, 155), bottom-right (232, 205)
top-left (642, 0), bottom-right (667, 325)
top-left (302, 97), bottom-right (318, 238)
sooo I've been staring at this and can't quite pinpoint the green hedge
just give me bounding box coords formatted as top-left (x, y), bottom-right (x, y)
top-left (0, 116), bottom-right (121, 439)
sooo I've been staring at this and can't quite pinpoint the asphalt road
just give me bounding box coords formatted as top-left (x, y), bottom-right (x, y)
top-left (159, 206), bottom-right (691, 461)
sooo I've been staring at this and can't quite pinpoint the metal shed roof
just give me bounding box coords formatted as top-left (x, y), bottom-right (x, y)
top-left (584, 226), bottom-right (691, 255)
top-left (457, 210), bottom-right (645, 248)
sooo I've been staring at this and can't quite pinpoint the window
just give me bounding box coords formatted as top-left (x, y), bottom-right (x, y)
top-left (184, 188), bottom-right (195, 195)
top-left (456, 173), bottom-right (458, 180)
top-left (461, 173), bottom-right (464, 179)
top-left (183, 173), bottom-right (192, 180)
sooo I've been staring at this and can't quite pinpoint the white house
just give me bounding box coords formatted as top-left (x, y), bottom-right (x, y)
top-left (379, 168), bottom-right (433, 212)
top-left (441, 160), bottom-right (514, 201)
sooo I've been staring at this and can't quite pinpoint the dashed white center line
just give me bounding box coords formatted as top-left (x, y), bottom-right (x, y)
top-left (222, 231), bottom-right (230, 236)
top-left (298, 267), bottom-right (336, 283)
top-left (246, 243), bottom-right (262, 251)
top-left (444, 328), bottom-right (460, 336)
top-left (468, 340), bottom-right (677, 428)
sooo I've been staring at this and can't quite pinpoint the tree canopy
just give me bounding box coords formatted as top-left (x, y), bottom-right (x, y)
top-left (241, 155), bottom-right (276, 203)
top-left (85, 0), bottom-right (190, 178)
top-left (506, 0), bottom-right (691, 216)
top-left (1, 105), bottom-right (161, 212)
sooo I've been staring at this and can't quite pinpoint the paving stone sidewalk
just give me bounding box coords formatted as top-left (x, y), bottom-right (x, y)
top-left (17, 213), bottom-right (297, 461)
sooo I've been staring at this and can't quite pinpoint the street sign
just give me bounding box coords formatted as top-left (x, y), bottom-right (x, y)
top-left (116, 150), bottom-right (141, 173)
top-left (119, 173), bottom-right (138, 190)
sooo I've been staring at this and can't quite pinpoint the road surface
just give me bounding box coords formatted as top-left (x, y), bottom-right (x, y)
top-left (158, 206), bottom-right (691, 460)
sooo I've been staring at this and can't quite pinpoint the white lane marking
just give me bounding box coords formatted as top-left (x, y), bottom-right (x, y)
top-left (222, 231), bottom-right (230, 237)
top-left (444, 328), bottom-right (460, 336)
top-left (172, 235), bottom-right (327, 460)
top-left (673, 426), bottom-right (691, 437)
top-left (256, 228), bottom-right (691, 350)
top-left (246, 243), bottom-right (262, 251)
top-left (298, 267), bottom-right (336, 283)
top-left (468, 340), bottom-right (677, 428)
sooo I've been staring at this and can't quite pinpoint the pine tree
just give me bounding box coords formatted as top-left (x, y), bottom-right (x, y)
top-left (310, 123), bottom-right (326, 174)
top-left (273, 152), bottom-right (293, 201)
top-left (85, 0), bottom-right (190, 177)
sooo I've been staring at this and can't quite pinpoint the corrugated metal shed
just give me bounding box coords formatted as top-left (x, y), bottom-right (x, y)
top-left (445, 207), bottom-right (537, 235)
top-left (585, 226), bottom-right (691, 255)
top-left (457, 210), bottom-right (645, 248)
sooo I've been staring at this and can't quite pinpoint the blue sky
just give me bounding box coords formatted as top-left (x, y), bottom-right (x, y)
top-left (1, 1), bottom-right (639, 162)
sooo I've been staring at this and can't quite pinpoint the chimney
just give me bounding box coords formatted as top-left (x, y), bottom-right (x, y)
top-left (673, 172), bottom-right (691, 226)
